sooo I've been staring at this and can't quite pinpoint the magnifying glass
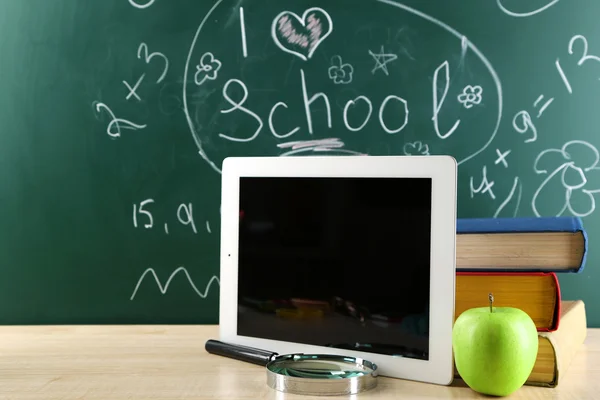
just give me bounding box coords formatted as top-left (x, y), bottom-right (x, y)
top-left (205, 339), bottom-right (378, 396)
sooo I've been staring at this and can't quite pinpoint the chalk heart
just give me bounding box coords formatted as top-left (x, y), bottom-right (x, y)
top-left (271, 7), bottom-right (333, 61)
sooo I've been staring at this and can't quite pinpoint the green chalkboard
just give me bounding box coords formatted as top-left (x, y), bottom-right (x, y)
top-left (0, 0), bottom-right (598, 325)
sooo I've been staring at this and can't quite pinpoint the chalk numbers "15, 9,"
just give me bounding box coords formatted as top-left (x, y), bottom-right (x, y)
top-left (133, 199), bottom-right (198, 234)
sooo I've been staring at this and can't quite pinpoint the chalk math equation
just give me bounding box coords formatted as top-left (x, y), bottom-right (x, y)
top-left (92, 0), bottom-right (599, 301)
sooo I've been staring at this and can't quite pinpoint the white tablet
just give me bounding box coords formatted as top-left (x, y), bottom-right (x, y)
top-left (219, 155), bottom-right (457, 385)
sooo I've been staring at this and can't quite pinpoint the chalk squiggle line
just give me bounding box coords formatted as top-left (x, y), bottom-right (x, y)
top-left (493, 176), bottom-right (522, 218)
top-left (496, 0), bottom-right (560, 18)
top-left (130, 266), bottom-right (220, 300)
top-left (129, 0), bottom-right (155, 9)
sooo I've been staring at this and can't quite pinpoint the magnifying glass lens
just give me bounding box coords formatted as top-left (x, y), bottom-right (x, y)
top-left (204, 340), bottom-right (378, 395)
top-left (268, 356), bottom-right (374, 379)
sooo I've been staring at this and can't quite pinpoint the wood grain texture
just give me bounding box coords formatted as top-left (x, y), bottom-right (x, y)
top-left (0, 325), bottom-right (598, 399)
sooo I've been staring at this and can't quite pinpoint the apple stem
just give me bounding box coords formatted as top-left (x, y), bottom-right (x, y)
top-left (489, 293), bottom-right (494, 313)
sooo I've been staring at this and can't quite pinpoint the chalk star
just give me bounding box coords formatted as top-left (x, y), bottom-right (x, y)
top-left (368, 45), bottom-right (398, 76)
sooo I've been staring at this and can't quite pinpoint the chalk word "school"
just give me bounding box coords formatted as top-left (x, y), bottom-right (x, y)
top-left (217, 68), bottom-right (409, 143)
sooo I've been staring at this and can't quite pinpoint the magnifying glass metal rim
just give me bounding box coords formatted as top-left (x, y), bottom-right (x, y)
top-left (205, 339), bottom-right (378, 396)
top-left (265, 353), bottom-right (378, 396)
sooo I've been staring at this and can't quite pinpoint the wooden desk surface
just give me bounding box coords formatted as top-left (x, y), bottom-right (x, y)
top-left (0, 325), bottom-right (597, 399)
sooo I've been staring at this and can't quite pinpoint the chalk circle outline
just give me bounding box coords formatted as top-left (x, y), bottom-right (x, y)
top-left (182, 0), bottom-right (503, 174)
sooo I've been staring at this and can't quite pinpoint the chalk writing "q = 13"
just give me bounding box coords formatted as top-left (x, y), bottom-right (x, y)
top-left (513, 34), bottom-right (600, 144)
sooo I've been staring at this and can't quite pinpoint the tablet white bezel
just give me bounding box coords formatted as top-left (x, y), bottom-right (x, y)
top-left (219, 155), bottom-right (457, 386)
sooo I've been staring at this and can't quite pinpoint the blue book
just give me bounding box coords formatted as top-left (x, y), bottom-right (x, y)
top-left (456, 216), bottom-right (587, 273)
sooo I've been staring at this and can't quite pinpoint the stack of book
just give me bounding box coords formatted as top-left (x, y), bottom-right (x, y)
top-left (454, 216), bottom-right (588, 388)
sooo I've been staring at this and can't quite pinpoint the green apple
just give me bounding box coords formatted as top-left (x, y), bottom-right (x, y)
top-left (452, 293), bottom-right (538, 397)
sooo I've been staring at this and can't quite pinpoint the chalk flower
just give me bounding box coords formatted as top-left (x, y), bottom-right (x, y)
top-left (457, 85), bottom-right (483, 109)
top-left (195, 52), bottom-right (222, 86)
top-left (403, 141), bottom-right (430, 156)
top-left (533, 140), bottom-right (600, 217)
top-left (328, 55), bottom-right (353, 85)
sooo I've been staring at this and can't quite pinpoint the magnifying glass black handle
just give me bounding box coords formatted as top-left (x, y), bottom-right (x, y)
top-left (205, 339), bottom-right (278, 366)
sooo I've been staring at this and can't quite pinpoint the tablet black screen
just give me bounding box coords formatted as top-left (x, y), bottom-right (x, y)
top-left (237, 176), bottom-right (432, 360)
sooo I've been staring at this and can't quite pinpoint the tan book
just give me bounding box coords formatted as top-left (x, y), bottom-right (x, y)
top-left (454, 300), bottom-right (587, 388)
top-left (527, 300), bottom-right (587, 387)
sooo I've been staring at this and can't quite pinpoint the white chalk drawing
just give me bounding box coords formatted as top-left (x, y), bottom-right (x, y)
top-left (460, 35), bottom-right (468, 64)
top-left (533, 94), bottom-right (554, 118)
top-left (343, 96), bottom-right (372, 132)
top-left (164, 223), bottom-right (169, 234)
top-left (194, 52), bottom-right (222, 86)
top-left (239, 7), bottom-right (248, 58)
top-left (218, 79), bottom-right (263, 142)
top-left (553, 34), bottom-right (600, 96)
top-left (184, 0), bottom-right (503, 173)
top-left (93, 101), bottom-right (146, 138)
top-left (213, 68), bottom-right (409, 142)
top-left (269, 102), bottom-right (301, 138)
top-left (470, 166), bottom-right (496, 200)
top-left (277, 138), bottom-right (365, 157)
top-left (494, 176), bottom-right (522, 218)
top-left (377, 0), bottom-right (503, 166)
top-left (133, 199), bottom-right (155, 228)
top-left (271, 7), bottom-right (333, 61)
top-left (532, 140), bottom-right (600, 217)
top-left (137, 43), bottom-right (169, 84)
top-left (496, 0), bottom-right (560, 17)
top-left (512, 110), bottom-right (537, 144)
top-left (206, 221), bottom-right (212, 234)
top-left (368, 45), bottom-right (398, 76)
top-left (123, 73), bottom-right (145, 101)
top-left (432, 61), bottom-right (460, 139)
top-left (183, 0), bottom-right (223, 174)
top-left (513, 94), bottom-right (553, 144)
top-left (177, 203), bottom-right (198, 234)
top-left (555, 59), bottom-right (573, 94)
top-left (379, 95), bottom-right (409, 134)
top-left (328, 55), bottom-right (353, 84)
top-left (457, 85), bottom-right (483, 109)
top-left (130, 266), bottom-right (220, 300)
top-left (494, 148), bottom-right (511, 168)
top-left (129, 0), bottom-right (155, 9)
top-left (300, 69), bottom-right (332, 135)
top-left (403, 141), bottom-right (429, 156)
top-left (568, 34), bottom-right (600, 65)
